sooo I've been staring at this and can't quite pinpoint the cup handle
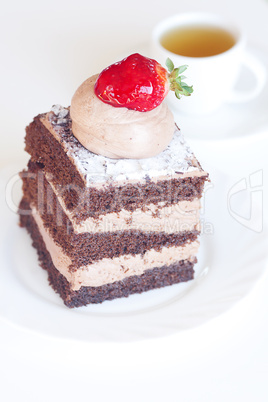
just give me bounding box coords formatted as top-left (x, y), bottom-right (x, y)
top-left (228, 51), bottom-right (266, 103)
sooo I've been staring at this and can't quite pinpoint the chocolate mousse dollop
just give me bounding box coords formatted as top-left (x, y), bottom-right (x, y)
top-left (70, 74), bottom-right (175, 159)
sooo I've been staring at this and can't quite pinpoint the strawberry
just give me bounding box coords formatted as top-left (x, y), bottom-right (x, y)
top-left (94, 53), bottom-right (193, 112)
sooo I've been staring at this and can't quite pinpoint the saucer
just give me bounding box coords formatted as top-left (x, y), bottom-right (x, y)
top-left (119, 44), bottom-right (268, 142)
top-left (171, 46), bottom-right (268, 141)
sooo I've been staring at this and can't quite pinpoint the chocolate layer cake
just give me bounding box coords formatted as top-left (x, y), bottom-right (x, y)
top-left (19, 104), bottom-right (208, 307)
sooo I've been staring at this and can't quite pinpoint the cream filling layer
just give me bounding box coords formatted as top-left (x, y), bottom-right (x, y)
top-left (46, 176), bottom-right (200, 234)
top-left (76, 201), bottom-right (200, 234)
top-left (32, 207), bottom-right (199, 291)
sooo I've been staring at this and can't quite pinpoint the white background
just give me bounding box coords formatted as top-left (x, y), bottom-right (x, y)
top-left (1, 0), bottom-right (268, 401)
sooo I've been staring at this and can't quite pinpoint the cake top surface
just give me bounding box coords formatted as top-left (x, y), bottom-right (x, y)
top-left (44, 104), bottom-right (205, 186)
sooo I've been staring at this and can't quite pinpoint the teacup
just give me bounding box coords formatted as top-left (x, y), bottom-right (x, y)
top-left (152, 13), bottom-right (266, 115)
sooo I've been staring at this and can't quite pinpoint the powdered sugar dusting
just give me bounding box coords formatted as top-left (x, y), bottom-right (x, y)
top-left (47, 105), bottom-right (201, 186)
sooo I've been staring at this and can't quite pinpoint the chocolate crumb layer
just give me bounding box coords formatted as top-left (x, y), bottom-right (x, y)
top-left (25, 114), bottom-right (85, 189)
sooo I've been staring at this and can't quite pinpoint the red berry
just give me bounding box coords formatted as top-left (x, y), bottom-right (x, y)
top-left (94, 53), bottom-right (169, 112)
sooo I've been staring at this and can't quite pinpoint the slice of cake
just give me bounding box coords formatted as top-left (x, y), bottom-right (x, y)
top-left (19, 53), bottom-right (208, 308)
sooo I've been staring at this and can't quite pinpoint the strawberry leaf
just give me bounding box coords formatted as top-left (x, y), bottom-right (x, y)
top-left (165, 58), bottom-right (174, 73)
top-left (172, 68), bottom-right (181, 79)
top-left (175, 89), bottom-right (182, 99)
top-left (166, 61), bottom-right (193, 100)
top-left (182, 85), bottom-right (193, 94)
top-left (177, 65), bottom-right (188, 74)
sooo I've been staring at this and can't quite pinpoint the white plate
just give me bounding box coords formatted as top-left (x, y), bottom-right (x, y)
top-left (0, 164), bottom-right (267, 342)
